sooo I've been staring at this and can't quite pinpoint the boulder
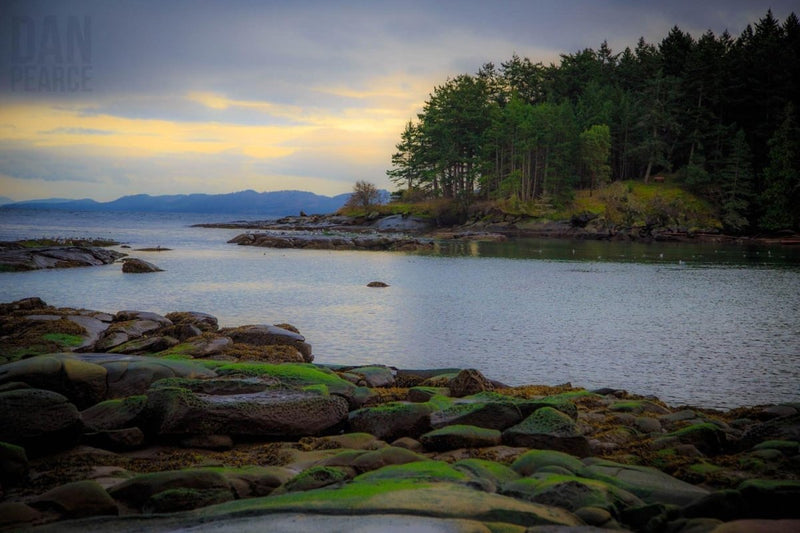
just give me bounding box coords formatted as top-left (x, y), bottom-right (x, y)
top-left (348, 401), bottom-right (434, 441)
top-left (218, 324), bottom-right (313, 363)
top-left (30, 480), bottom-right (118, 518)
top-left (164, 311), bottom-right (219, 332)
top-left (502, 407), bottom-right (591, 457)
top-left (579, 458), bottom-right (710, 506)
top-left (0, 355), bottom-right (107, 408)
top-left (81, 395), bottom-right (148, 431)
top-left (429, 399), bottom-right (522, 430)
top-left (448, 369), bottom-right (495, 397)
top-left (0, 246), bottom-right (123, 271)
top-left (511, 449), bottom-right (585, 477)
top-left (0, 388), bottom-right (82, 454)
top-left (0, 502), bottom-right (41, 530)
top-left (95, 318), bottom-right (169, 351)
top-left (121, 258), bottom-right (163, 273)
top-left (0, 441), bottom-right (28, 486)
top-left (108, 468), bottom-right (233, 509)
top-left (420, 425), bottom-right (502, 451)
top-left (501, 475), bottom-right (643, 515)
top-left (146, 386), bottom-right (349, 438)
top-left (346, 365), bottom-right (395, 388)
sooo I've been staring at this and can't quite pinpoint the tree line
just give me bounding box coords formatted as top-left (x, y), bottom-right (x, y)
top-left (387, 10), bottom-right (800, 232)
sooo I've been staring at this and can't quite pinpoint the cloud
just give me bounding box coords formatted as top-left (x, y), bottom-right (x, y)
top-left (1, 0), bottom-right (797, 200)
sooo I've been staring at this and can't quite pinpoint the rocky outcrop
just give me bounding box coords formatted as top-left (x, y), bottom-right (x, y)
top-left (229, 231), bottom-right (433, 252)
top-left (121, 258), bottom-right (163, 273)
top-left (0, 244), bottom-right (124, 271)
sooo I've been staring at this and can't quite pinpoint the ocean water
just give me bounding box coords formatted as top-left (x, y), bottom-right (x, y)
top-left (2, 208), bottom-right (799, 409)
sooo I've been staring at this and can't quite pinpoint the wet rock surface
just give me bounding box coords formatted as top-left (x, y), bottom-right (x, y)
top-left (1, 298), bottom-right (799, 532)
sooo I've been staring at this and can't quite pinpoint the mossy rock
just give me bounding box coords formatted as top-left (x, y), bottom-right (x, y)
top-left (510, 449), bottom-right (584, 476)
top-left (203, 362), bottom-right (354, 397)
top-left (578, 458), bottom-right (710, 507)
top-left (81, 395), bottom-right (148, 431)
top-left (429, 400), bottom-right (522, 431)
top-left (348, 401), bottom-right (434, 441)
top-left (502, 407), bottom-right (590, 457)
top-left (350, 446), bottom-right (427, 473)
top-left (453, 458), bottom-right (521, 488)
top-left (420, 424), bottom-right (502, 451)
top-left (752, 440), bottom-right (799, 455)
top-left (408, 386), bottom-right (450, 403)
top-left (609, 400), bottom-right (670, 415)
top-left (669, 422), bottom-right (727, 455)
top-left (501, 474), bottom-right (644, 515)
top-left (276, 466), bottom-right (353, 494)
top-left (143, 487), bottom-right (233, 513)
top-left (108, 468), bottom-right (232, 508)
top-left (354, 460), bottom-right (472, 485)
top-left (197, 478), bottom-right (584, 528)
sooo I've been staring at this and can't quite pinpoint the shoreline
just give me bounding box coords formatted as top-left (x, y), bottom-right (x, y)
top-left (195, 213), bottom-right (800, 248)
top-left (1, 298), bottom-right (798, 531)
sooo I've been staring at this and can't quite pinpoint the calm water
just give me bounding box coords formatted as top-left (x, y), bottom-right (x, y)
top-left (2, 208), bottom-right (799, 409)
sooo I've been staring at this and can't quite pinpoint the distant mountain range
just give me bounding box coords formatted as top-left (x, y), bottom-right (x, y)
top-left (0, 189), bottom-right (368, 216)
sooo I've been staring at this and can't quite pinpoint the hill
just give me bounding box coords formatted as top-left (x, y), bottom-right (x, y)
top-left (2, 190), bottom-right (354, 216)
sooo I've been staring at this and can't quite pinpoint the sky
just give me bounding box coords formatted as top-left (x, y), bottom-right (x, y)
top-left (0, 1), bottom-right (797, 202)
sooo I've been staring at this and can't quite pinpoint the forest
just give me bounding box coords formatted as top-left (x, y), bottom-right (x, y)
top-left (386, 10), bottom-right (800, 233)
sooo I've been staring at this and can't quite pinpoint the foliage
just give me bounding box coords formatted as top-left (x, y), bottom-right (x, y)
top-left (386, 9), bottom-right (800, 232)
top-left (343, 180), bottom-right (381, 210)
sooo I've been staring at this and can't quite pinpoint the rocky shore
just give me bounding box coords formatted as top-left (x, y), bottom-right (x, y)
top-left (200, 213), bottom-right (800, 253)
top-left (1, 298), bottom-right (798, 532)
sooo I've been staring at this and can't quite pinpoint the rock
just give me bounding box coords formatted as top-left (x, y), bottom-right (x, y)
top-left (345, 365), bottom-right (395, 387)
top-left (348, 401), bottom-right (434, 441)
top-left (429, 398), bottom-right (522, 431)
top-left (737, 479), bottom-right (800, 519)
top-left (501, 474), bottom-right (643, 515)
top-left (0, 388), bottom-right (82, 455)
top-left (108, 468), bottom-right (233, 509)
top-left (146, 386), bottom-right (350, 438)
top-left (420, 425), bottom-right (502, 451)
top-left (218, 324), bottom-right (313, 363)
top-left (502, 407), bottom-right (591, 457)
top-left (579, 458), bottom-right (710, 506)
top-left (408, 386), bottom-right (450, 402)
top-left (95, 318), bottom-right (169, 351)
top-left (164, 311), bottom-right (219, 332)
top-left (371, 214), bottom-right (433, 233)
top-left (30, 480), bottom-right (118, 518)
top-left (350, 446), bottom-right (428, 473)
top-left (682, 489), bottom-right (748, 522)
top-left (366, 281), bottom-right (389, 287)
top-left (0, 502), bottom-right (42, 530)
top-left (81, 395), bottom-right (148, 431)
top-left (0, 296), bottom-right (48, 313)
top-left (144, 488), bottom-right (234, 514)
top-left (669, 423), bottom-right (728, 455)
top-left (0, 355), bottom-right (107, 408)
top-left (0, 441), bottom-right (28, 486)
top-left (0, 246), bottom-right (124, 271)
top-left (511, 449), bottom-right (585, 477)
top-left (448, 369), bottom-right (495, 397)
top-left (709, 519), bottom-right (800, 532)
top-left (121, 258), bottom-right (163, 273)
top-left (83, 427), bottom-right (146, 451)
top-left (277, 466), bottom-right (352, 493)
top-left (222, 465), bottom-right (294, 499)
top-left (109, 336), bottom-right (178, 355)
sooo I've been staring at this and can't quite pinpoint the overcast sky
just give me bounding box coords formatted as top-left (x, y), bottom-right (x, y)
top-left (0, 0), bottom-right (796, 201)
